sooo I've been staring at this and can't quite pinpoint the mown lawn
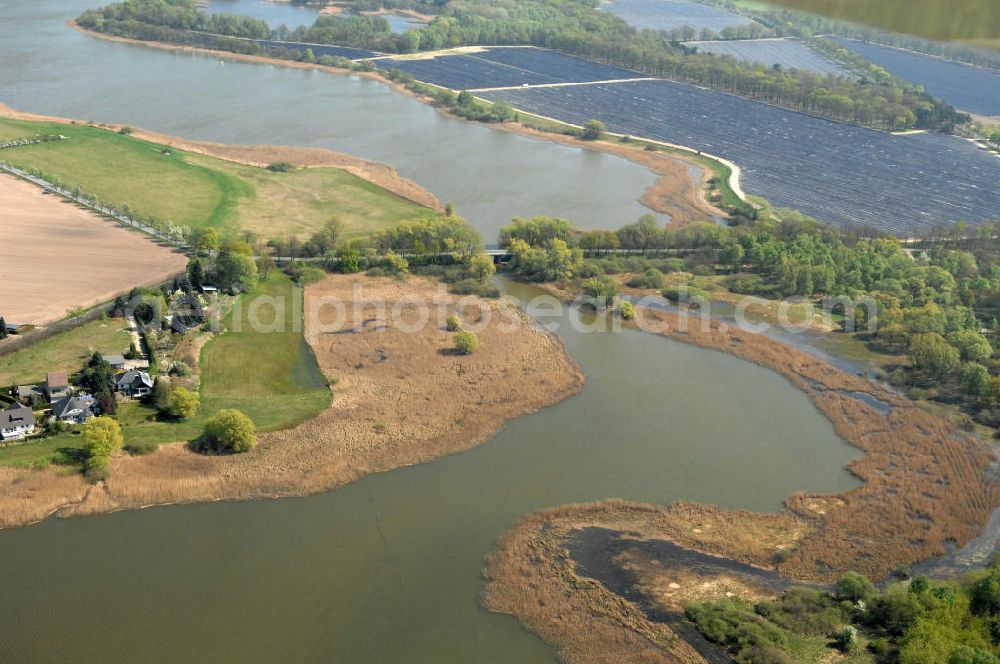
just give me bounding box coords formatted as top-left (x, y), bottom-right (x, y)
top-left (185, 153), bottom-right (435, 241)
top-left (0, 433), bottom-right (86, 469)
top-left (0, 117), bottom-right (438, 241)
top-left (0, 317), bottom-right (131, 385)
top-left (116, 271), bottom-right (331, 446)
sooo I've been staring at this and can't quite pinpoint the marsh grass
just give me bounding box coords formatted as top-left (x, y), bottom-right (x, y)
top-left (483, 297), bottom-right (1000, 663)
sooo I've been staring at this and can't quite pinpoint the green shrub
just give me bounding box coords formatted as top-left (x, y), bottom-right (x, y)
top-left (125, 440), bottom-right (160, 455)
top-left (619, 300), bottom-right (636, 320)
top-left (833, 625), bottom-right (857, 652)
top-left (868, 637), bottom-right (890, 655)
top-left (836, 571), bottom-right (877, 603)
top-left (581, 119), bottom-right (605, 140)
top-left (686, 599), bottom-right (789, 663)
top-left (725, 274), bottom-right (766, 295)
top-left (627, 268), bottom-right (666, 290)
top-left (167, 387), bottom-right (200, 420)
top-left (577, 261), bottom-right (606, 278)
top-left (200, 409), bottom-right (256, 454)
top-left (454, 330), bottom-right (479, 355)
top-left (169, 361), bottom-right (192, 377)
top-left (266, 161), bottom-right (295, 172)
top-left (663, 284), bottom-right (709, 305)
top-left (757, 587), bottom-right (848, 635)
top-left (581, 275), bottom-right (620, 308)
top-left (446, 315), bottom-right (462, 332)
top-left (449, 278), bottom-right (500, 298)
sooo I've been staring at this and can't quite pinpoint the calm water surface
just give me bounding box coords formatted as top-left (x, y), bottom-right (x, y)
top-left (0, 4), bottom-right (864, 662)
top-left (0, 0), bottom-right (663, 240)
top-left (0, 283), bottom-right (860, 663)
top-left (205, 0), bottom-right (320, 28)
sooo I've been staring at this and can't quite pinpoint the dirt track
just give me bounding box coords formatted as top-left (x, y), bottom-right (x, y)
top-left (0, 173), bottom-right (187, 325)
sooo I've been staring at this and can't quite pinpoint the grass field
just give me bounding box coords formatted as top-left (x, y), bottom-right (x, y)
top-left (0, 117), bottom-right (435, 240)
top-left (184, 153), bottom-right (433, 241)
top-left (0, 272), bottom-right (331, 466)
top-left (0, 433), bottom-right (85, 469)
top-left (109, 271), bottom-right (330, 447)
top-left (0, 118), bottom-right (238, 230)
top-left (0, 317), bottom-right (131, 385)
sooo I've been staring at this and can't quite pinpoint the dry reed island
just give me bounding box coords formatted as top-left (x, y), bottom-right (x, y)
top-left (0, 275), bottom-right (583, 526)
top-left (482, 297), bottom-right (1000, 664)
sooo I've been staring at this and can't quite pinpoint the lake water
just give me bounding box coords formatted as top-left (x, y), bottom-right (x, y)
top-left (205, 0), bottom-right (425, 33)
top-left (205, 0), bottom-right (321, 29)
top-left (0, 281), bottom-right (860, 663)
top-left (0, 0), bottom-right (664, 241)
top-left (0, 3), bottom-right (867, 662)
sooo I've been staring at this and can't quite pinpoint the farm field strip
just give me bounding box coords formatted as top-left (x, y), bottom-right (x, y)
top-left (686, 38), bottom-right (846, 75)
top-left (479, 79), bottom-right (1000, 234)
top-left (384, 46), bottom-right (645, 91)
top-left (0, 174), bottom-right (187, 326)
top-left (830, 37), bottom-right (1000, 117)
top-left (598, 0), bottom-right (756, 32)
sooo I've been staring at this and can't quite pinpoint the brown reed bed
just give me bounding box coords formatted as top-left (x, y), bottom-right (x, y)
top-left (482, 295), bottom-right (1000, 663)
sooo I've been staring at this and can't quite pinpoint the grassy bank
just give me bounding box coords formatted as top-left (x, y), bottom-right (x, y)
top-left (0, 272), bottom-right (331, 466)
top-left (0, 117), bottom-right (435, 240)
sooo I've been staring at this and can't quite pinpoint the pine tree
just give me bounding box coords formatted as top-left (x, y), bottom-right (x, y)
top-left (0, 316), bottom-right (7, 339)
top-left (188, 258), bottom-right (205, 290)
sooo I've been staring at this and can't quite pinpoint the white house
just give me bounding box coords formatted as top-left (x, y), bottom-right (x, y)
top-left (115, 369), bottom-right (154, 398)
top-left (50, 396), bottom-right (95, 425)
top-left (1, 404), bottom-right (36, 440)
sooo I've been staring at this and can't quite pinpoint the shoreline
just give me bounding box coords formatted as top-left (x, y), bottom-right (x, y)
top-left (68, 22), bottom-right (729, 225)
top-left (487, 119), bottom-right (730, 224)
top-left (481, 287), bottom-right (1000, 662)
top-left (0, 276), bottom-right (585, 529)
top-left (1, 100), bottom-right (443, 214)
